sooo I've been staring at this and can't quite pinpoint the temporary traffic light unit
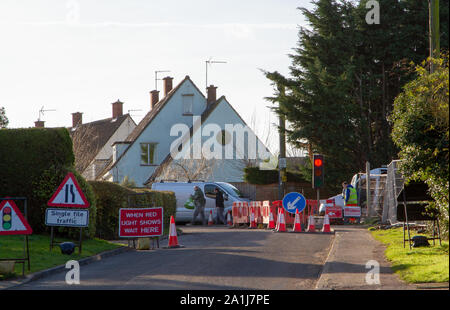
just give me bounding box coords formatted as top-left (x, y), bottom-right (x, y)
top-left (312, 154), bottom-right (324, 188)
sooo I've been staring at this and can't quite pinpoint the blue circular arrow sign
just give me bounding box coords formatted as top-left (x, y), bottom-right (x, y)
top-left (282, 192), bottom-right (306, 214)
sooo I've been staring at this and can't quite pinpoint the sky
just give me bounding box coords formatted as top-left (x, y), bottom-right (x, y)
top-left (0, 0), bottom-right (314, 153)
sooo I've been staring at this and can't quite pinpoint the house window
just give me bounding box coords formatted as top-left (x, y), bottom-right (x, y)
top-left (140, 143), bottom-right (157, 165)
top-left (182, 94), bottom-right (194, 115)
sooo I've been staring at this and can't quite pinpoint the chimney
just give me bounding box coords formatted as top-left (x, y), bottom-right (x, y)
top-left (112, 99), bottom-right (123, 118)
top-left (34, 120), bottom-right (45, 128)
top-left (72, 112), bottom-right (83, 128)
top-left (207, 85), bottom-right (217, 105)
top-left (163, 76), bottom-right (173, 96)
top-left (150, 90), bottom-right (160, 109)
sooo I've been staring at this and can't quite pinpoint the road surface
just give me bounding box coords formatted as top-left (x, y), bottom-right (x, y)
top-left (14, 226), bottom-right (334, 290)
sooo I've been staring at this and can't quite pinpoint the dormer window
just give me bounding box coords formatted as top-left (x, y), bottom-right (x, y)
top-left (182, 94), bottom-right (194, 115)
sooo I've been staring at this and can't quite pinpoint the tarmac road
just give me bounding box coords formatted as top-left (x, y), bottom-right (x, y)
top-left (13, 226), bottom-right (334, 290)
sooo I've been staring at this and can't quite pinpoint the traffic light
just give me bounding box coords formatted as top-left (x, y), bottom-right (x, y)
top-left (312, 154), bottom-right (324, 188)
top-left (2, 207), bottom-right (12, 230)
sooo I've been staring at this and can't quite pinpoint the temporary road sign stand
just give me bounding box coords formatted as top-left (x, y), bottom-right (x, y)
top-left (48, 226), bottom-right (84, 255)
top-left (0, 197), bottom-right (31, 276)
top-left (124, 193), bottom-right (162, 250)
top-left (46, 172), bottom-right (90, 254)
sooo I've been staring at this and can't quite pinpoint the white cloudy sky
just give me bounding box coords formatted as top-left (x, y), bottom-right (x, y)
top-left (0, 0), bottom-right (313, 152)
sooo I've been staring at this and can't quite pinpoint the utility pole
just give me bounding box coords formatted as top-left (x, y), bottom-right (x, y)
top-left (278, 113), bottom-right (287, 200)
top-left (429, 0), bottom-right (440, 72)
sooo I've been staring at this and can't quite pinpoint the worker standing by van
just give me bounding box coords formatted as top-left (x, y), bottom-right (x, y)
top-left (191, 186), bottom-right (206, 225)
top-left (214, 187), bottom-right (226, 225)
top-left (342, 181), bottom-right (358, 206)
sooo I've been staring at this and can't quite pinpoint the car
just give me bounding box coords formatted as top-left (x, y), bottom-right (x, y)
top-left (151, 181), bottom-right (250, 223)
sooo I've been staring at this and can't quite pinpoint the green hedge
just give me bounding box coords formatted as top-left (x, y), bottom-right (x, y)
top-left (244, 166), bottom-right (307, 185)
top-left (89, 181), bottom-right (176, 240)
top-left (0, 128), bottom-right (96, 238)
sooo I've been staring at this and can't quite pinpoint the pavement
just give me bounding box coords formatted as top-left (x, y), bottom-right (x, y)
top-left (315, 225), bottom-right (449, 290)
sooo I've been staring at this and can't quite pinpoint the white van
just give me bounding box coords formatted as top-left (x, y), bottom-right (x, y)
top-left (151, 181), bottom-right (250, 223)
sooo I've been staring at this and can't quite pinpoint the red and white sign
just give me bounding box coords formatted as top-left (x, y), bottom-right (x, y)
top-left (326, 206), bottom-right (343, 219)
top-left (119, 208), bottom-right (163, 238)
top-left (0, 200), bottom-right (33, 235)
top-left (344, 206), bottom-right (361, 217)
top-left (47, 172), bottom-right (90, 208)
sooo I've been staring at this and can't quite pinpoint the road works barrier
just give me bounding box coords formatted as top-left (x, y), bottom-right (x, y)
top-left (232, 199), bottom-right (328, 233)
top-left (232, 201), bottom-right (249, 225)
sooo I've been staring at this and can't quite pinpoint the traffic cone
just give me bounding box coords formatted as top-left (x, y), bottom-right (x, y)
top-left (277, 208), bottom-right (286, 232)
top-left (268, 207), bottom-right (275, 229)
top-left (208, 210), bottom-right (214, 226)
top-left (227, 210), bottom-right (233, 227)
top-left (249, 207), bottom-right (257, 229)
top-left (307, 215), bottom-right (316, 232)
top-left (292, 209), bottom-right (302, 232)
top-left (322, 213), bottom-right (331, 233)
top-left (167, 216), bottom-right (182, 248)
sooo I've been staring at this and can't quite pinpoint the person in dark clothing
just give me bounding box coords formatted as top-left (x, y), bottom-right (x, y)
top-left (214, 187), bottom-right (226, 225)
top-left (191, 186), bottom-right (206, 225)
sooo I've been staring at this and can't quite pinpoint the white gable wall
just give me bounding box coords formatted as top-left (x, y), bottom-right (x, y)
top-left (108, 79), bottom-right (207, 186)
top-left (160, 98), bottom-right (271, 183)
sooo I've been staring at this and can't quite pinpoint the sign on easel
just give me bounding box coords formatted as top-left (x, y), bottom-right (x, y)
top-left (47, 172), bottom-right (90, 208)
top-left (46, 172), bottom-right (90, 254)
top-left (0, 199), bottom-right (32, 235)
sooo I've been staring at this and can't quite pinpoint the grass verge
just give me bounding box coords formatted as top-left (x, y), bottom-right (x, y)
top-left (370, 227), bottom-right (449, 283)
top-left (0, 234), bottom-right (123, 280)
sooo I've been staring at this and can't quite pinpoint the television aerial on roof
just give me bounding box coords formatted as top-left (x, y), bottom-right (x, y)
top-left (205, 57), bottom-right (227, 89)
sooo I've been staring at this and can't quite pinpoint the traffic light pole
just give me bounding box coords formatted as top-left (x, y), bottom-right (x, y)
top-left (316, 189), bottom-right (320, 215)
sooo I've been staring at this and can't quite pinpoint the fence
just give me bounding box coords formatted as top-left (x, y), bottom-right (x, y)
top-left (232, 199), bottom-right (320, 228)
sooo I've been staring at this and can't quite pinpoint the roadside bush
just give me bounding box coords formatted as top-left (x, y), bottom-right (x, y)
top-left (244, 166), bottom-right (307, 185)
top-left (390, 56), bottom-right (449, 239)
top-left (89, 181), bottom-right (176, 240)
top-left (0, 128), bottom-right (96, 238)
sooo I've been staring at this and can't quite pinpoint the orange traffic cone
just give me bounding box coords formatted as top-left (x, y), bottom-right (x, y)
top-left (322, 213), bottom-right (331, 233)
top-left (268, 207), bottom-right (275, 229)
top-left (307, 215), bottom-right (316, 232)
top-left (208, 210), bottom-right (214, 226)
top-left (227, 210), bottom-right (233, 227)
top-left (167, 216), bottom-right (183, 248)
top-left (293, 209), bottom-right (302, 232)
top-left (249, 207), bottom-right (257, 229)
top-left (277, 208), bottom-right (286, 232)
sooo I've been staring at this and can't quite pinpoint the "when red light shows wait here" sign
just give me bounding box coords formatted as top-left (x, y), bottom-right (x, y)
top-left (119, 207), bottom-right (163, 238)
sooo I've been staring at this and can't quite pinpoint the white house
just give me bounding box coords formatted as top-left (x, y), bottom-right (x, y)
top-left (97, 76), bottom-right (271, 186)
top-left (70, 100), bottom-right (137, 181)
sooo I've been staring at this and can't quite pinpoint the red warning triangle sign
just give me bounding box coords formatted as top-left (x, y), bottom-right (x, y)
top-left (47, 172), bottom-right (90, 208)
top-left (0, 199), bottom-right (33, 235)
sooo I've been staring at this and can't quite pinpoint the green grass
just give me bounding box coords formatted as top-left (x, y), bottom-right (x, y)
top-left (0, 234), bottom-right (123, 280)
top-left (371, 227), bottom-right (449, 283)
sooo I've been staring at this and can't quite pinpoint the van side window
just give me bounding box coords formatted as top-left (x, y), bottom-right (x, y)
top-left (204, 184), bottom-right (217, 198)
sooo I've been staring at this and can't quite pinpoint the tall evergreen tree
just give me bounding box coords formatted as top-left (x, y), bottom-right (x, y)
top-left (264, 0), bottom-right (449, 191)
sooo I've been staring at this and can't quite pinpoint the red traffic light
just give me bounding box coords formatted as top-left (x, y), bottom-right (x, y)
top-left (314, 158), bottom-right (323, 167)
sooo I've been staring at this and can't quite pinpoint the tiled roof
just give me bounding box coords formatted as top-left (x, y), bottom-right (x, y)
top-left (70, 114), bottom-right (133, 173)
top-left (97, 76), bottom-right (205, 177)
